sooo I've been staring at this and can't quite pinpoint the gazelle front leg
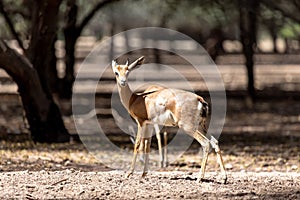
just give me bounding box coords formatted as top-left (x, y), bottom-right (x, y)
top-left (141, 124), bottom-right (153, 177)
top-left (186, 129), bottom-right (210, 182)
top-left (127, 124), bottom-right (142, 178)
top-left (142, 137), bottom-right (152, 177)
top-left (154, 124), bottom-right (164, 168)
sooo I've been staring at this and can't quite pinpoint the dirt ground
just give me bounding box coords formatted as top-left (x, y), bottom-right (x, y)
top-left (0, 97), bottom-right (299, 199)
top-left (1, 170), bottom-right (299, 199)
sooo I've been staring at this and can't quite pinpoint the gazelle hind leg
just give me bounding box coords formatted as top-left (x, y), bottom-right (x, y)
top-left (163, 130), bottom-right (168, 167)
top-left (210, 136), bottom-right (227, 184)
top-left (185, 129), bottom-right (210, 182)
top-left (195, 130), bottom-right (210, 182)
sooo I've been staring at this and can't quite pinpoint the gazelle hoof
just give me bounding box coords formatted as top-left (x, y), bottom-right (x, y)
top-left (164, 162), bottom-right (169, 168)
top-left (126, 172), bottom-right (133, 178)
top-left (197, 176), bottom-right (205, 183)
top-left (160, 161), bottom-right (164, 168)
top-left (141, 172), bottom-right (148, 178)
top-left (221, 176), bottom-right (227, 184)
top-left (197, 178), bottom-right (205, 183)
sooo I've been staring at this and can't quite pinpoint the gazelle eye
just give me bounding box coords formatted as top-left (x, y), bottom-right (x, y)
top-left (115, 72), bottom-right (119, 76)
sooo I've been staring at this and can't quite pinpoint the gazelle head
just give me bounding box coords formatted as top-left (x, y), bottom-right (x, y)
top-left (112, 56), bottom-right (145, 87)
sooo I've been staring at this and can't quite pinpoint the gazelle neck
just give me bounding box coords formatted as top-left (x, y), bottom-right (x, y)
top-left (117, 83), bottom-right (135, 111)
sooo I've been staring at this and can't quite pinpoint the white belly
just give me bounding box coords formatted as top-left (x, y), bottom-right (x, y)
top-left (151, 110), bottom-right (175, 126)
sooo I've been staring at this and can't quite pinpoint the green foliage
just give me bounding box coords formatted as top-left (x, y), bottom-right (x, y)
top-left (0, 18), bottom-right (10, 38)
top-left (0, 0), bottom-right (30, 39)
top-left (279, 21), bottom-right (300, 39)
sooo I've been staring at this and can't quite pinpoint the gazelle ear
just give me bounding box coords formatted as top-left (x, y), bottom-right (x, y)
top-left (125, 58), bottom-right (129, 66)
top-left (112, 60), bottom-right (117, 71)
top-left (128, 56), bottom-right (145, 71)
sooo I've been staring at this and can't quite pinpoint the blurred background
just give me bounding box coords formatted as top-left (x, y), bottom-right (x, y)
top-left (0, 0), bottom-right (298, 173)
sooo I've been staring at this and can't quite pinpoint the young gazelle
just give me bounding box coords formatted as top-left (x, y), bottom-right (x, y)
top-left (112, 56), bottom-right (227, 183)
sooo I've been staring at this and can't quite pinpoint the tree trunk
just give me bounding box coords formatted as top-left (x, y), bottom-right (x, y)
top-left (27, 0), bottom-right (62, 98)
top-left (60, 36), bottom-right (77, 99)
top-left (0, 41), bottom-right (70, 143)
top-left (205, 28), bottom-right (224, 61)
top-left (266, 19), bottom-right (279, 53)
top-left (49, 35), bottom-right (60, 94)
top-left (271, 31), bottom-right (278, 53)
top-left (59, 0), bottom-right (78, 99)
top-left (0, 0), bottom-right (71, 142)
top-left (239, 0), bottom-right (259, 101)
top-left (25, 0), bottom-right (70, 142)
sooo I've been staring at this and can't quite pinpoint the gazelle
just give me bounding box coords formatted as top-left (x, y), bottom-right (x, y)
top-left (111, 56), bottom-right (227, 183)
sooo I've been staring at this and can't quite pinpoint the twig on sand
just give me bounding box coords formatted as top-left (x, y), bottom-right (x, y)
top-left (51, 178), bottom-right (69, 186)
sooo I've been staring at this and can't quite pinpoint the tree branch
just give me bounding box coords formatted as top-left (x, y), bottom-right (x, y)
top-left (0, 39), bottom-right (34, 87)
top-left (0, 0), bottom-right (25, 51)
top-left (77, 0), bottom-right (120, 34)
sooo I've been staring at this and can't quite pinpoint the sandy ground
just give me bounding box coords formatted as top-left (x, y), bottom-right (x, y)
top-left (0, 130), bottom-right (299, 200)
top-left (1, 170), bottom-right (299, 199)
top-left (0, 97), bottom-right (299, 199)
